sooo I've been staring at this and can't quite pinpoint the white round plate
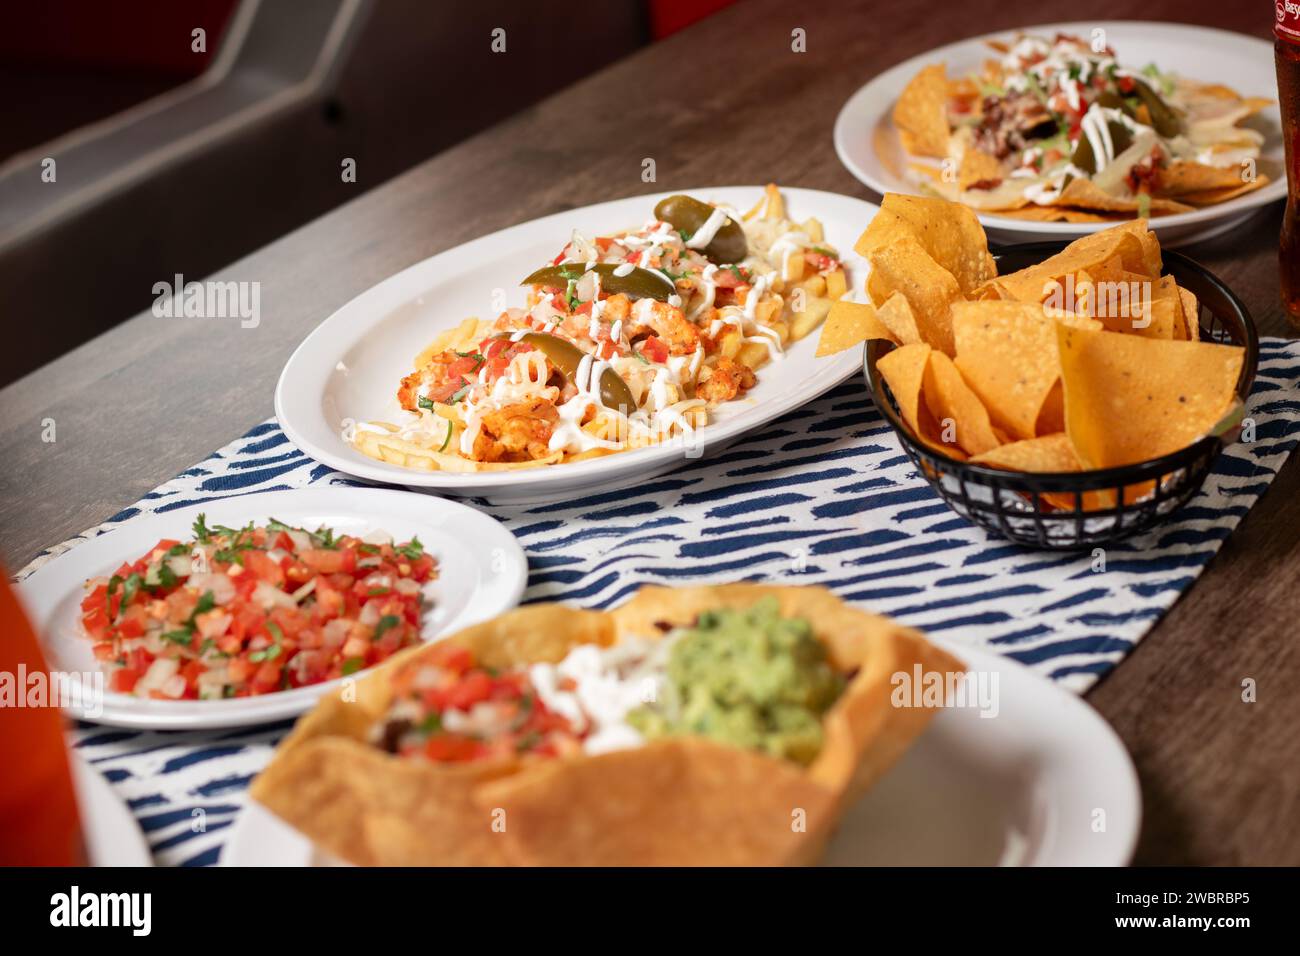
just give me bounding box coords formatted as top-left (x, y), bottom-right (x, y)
top-left (275, 187), bottom-right (877, 503)
top-left (72, 756), bottom-right (153, 866)
top-left (833, 21), bottom-right (1285, 247)
top-left (224, 641), bottom-right (1140, 866)
top-left (16, 487), bottom-right (527, 730)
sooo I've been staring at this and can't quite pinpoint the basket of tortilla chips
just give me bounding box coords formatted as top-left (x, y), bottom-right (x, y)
top-left (815, 194), bottom-right (1257, 549)
top-left (250, 584), bottom-right (963, 866)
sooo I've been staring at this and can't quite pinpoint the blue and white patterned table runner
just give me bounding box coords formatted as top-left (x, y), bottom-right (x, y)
top-left (19, 340), bottom-right (1300, 865)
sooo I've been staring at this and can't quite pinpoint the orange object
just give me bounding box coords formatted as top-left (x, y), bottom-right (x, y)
top-left (1277, 5), bottom-right (1300, 327)
top-left (0, 569), bottom-right (84, 865)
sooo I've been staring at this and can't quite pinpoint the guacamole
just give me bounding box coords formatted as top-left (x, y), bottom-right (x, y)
top-left (627, 597), bottom-right (844, 765)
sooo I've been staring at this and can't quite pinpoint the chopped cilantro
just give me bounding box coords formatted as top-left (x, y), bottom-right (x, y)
top-left (105, 574), bottom-right (123, 614)
top-left (186, 590), bottom-right (216, 627)
top-left (341, 657), bottom-right (365, 676)
top-left (448, 385), bottom-right (470, 405)
top-left (213, 540), bottom-right (256, 565)
top-left (419, 712), bottom-right (442, 734)
top-left (192, 514), bottom-right (213, 544)
top-left (117, 573), bottom-right (143, 619)
top-left (373, 614), bottom-right (401, 640)
top-left (394, 537), bottom-right (424, 561)
top-left (417, 395), bottom-right (436, 411)
top-left (155, 561), bottom-right (179, 590)
top-left (160, 629), bottom-right (194, 646)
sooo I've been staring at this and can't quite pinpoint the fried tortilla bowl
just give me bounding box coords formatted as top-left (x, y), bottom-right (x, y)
top-left (250, 584), bottom-right (963, 866)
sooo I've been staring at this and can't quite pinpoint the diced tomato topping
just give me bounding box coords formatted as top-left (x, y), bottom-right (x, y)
top-left (424, 734), bottom-right (481, 762)
top-left (639, 336), bottom-right (669, 364)
top-left (79, 518), bottom-right (436, 702)
top-left (244, 549), bottom-right (285, 586)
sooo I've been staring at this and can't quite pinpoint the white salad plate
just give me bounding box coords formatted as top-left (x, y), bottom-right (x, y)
top-left (275, 186), bottom-right (876, 503)
top-left (223, 641), bottom-right (1140, 867)
top-left (833, 21), bottom-right (1285, 247)
top-left (16, 487), bottom-right (527, 730)
top-left (72, 756), bottom-right (153, 866)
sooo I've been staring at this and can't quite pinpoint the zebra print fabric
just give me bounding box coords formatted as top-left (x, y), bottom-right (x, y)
top-left (21, 340), bottom-right (1300, 866)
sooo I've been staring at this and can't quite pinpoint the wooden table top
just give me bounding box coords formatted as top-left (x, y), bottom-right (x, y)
top-left (2, 0), bottom-right (1295, 863)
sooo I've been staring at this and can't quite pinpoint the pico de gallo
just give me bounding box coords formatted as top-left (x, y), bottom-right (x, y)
top-left (373, 642), bottom-right (582, 762)
top-left (80, 515), bottom-right (437, 700)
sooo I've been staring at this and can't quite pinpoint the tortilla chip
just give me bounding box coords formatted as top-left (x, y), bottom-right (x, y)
top-left (983, 221), bottom-right (1159, 303)
top-left (951, 301), bottom-right (1097, 441)
top-left (866, 234), bottom-right (962, 354)
top-left (1052, 178), bottom-right (1194, 216)
top-left (1177, 286), bottom-right (1200, 341)
top-left (253, 585), bottom-right (964, 867)
top-left (1055, 324), bottom-right (1244, 469)
top-left (877, 292), bottom-right (924, 346)
top-left (875, 343), bottom-right (931, 439)
top-left (906, 160), bottom-right (946, 185)
top-left (922, 351), bottom-right (1002, 456)
top-left (969, 432), bottom-right (1080, 472)
top-left (994, 206), bottom-right (1115, 223)
top-left (959, 145), bottom-right (1007, 192)
top-left (893, 64), bottom-right (951, 159)
top-left (1155, 160), bottom-right (1255, 196)
top-left (815, 300), bottom-right (895, 356)
top-left (856, 194), bottom-right (998, 296)
top-left (1128, 275), bottom-right (1183, 340)
top-left (1036, 381), bottom-right (1066, 435)
top-left (1174, 176), bottom-right (1270, 206)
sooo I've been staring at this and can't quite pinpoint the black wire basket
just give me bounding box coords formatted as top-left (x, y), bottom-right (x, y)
top-left (864, 243), bottom-right (1259, 550)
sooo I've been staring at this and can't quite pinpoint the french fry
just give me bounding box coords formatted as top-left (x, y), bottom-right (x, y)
top-left (737, 340), bottom-right (773, 370)
top-left (825, 269), bottom-right (848, 301)
top-left (717, 325), bottom-right (744, 359)
top-left (799, 274), bottom-right (828, 298)
top-left (414, 317), bottom-right (482, 368)
top-left (763, 183), bottom-right (785, 220)
top-left (800, 295), bottom-right (832, 329)
top-left (756, 297), bottom-right (783, 327)
top-left (791, 302), bottom-right (829, 342)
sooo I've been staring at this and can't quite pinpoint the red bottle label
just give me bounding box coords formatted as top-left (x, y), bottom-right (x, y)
top-left (1279, 0), bottom-right (1300, 41)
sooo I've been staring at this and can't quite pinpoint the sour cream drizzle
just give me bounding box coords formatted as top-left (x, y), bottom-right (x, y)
top-left (684, 207), bottom-right (730, 250)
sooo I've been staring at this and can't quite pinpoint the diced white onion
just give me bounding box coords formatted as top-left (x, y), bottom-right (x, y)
top-left (253, 581), bottom-right (296, 610)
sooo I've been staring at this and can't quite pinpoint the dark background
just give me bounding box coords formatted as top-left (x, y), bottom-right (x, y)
top-left (0, 0), bottom-right (736, 387)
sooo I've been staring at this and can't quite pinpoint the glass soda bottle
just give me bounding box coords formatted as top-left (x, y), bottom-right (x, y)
top-left (1278, 3), bottom-right (1300, 325)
